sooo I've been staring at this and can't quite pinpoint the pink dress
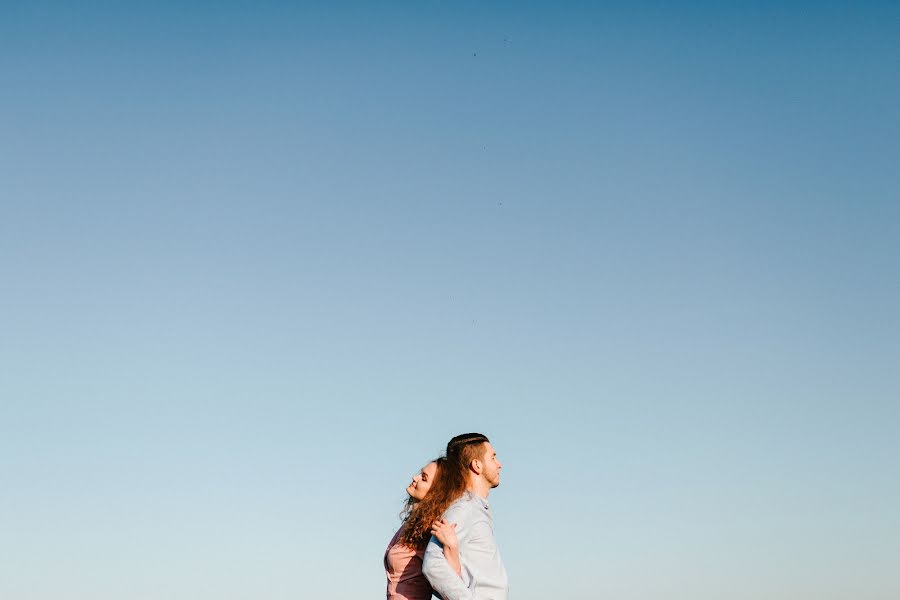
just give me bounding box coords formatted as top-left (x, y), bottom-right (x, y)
top-left (384, 527), bottom-right (432, 600)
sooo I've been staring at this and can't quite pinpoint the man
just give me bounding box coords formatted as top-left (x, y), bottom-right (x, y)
top-left (422, 433), bottom-right (508, 600)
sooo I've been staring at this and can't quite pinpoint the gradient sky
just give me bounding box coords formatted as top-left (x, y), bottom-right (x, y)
top-left (1, 1), bottom-right (898, 599)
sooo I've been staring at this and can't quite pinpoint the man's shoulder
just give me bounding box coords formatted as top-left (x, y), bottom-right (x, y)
top-left (443, 492), bottom-right (484, 519)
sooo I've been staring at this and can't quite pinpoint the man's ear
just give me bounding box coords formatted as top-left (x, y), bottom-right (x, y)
top-left (470, 459), bottom-right (483, 474)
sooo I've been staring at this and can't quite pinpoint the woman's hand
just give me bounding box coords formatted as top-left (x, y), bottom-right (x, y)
top-left (432, 518), bottom-right (462, 577)
top-left (430, 518), bottom-right (458, 550)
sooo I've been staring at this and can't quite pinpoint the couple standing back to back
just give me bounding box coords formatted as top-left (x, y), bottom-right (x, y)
top-left (384, 433), bottom-right (509, 600)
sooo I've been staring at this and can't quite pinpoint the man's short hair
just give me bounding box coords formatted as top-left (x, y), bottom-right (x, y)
top-left (446, 432), bottom-right (490, 455)
top-left (445, 432), bottom-right (490, 473)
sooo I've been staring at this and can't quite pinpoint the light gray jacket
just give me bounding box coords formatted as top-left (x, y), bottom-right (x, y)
top-left (422, 491), bottom-right (508, 600)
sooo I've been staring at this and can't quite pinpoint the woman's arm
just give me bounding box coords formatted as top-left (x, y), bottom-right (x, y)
top-left (430, 518), bottom-right (461, 576)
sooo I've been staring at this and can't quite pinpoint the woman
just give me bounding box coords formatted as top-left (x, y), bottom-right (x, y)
top-left (385, 458), bottom-right (462, 600)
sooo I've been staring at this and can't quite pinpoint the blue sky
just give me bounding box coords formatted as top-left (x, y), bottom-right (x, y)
top-left (1, 1), bottom-right (898, 599)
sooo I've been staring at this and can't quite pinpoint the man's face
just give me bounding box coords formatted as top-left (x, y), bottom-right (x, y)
top-left (480, 442), bottom-right (502, 488)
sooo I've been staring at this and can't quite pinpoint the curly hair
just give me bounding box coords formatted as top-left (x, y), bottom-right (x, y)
top-left (399, 433), bottom-right (490, 549)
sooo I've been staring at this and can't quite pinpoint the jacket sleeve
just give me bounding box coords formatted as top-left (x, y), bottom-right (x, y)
top-left (422, 504), bottom-right (476, 600)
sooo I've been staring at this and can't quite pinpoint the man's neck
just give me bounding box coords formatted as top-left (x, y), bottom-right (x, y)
top-left (466, 477), bottom-right (491, 499)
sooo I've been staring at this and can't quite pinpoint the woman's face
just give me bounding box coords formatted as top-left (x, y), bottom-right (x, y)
top-left (406, 462), bottom-right (438, 501)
